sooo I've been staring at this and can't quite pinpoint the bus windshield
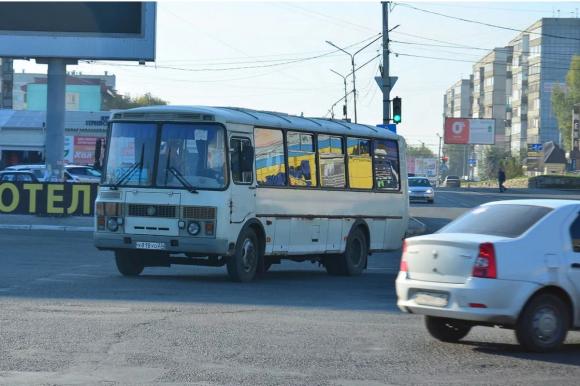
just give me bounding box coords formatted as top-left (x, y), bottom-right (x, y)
top-left (104, 122), bottom-right (157, 186)
top-left (104, 122), bottom-right (227, 190)
top-left (156, 123), bottom-right (227, 189)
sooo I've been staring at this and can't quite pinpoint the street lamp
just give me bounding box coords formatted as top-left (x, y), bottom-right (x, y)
top-left (330, 69), bottom-right (348, 120)
top-left (326, 34), bottom-right (382, 123)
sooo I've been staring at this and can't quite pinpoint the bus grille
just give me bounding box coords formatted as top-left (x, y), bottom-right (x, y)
top-left (128, 204), bottom-right (177, 218)
top-left (183, 206), bottom-right (216, 220)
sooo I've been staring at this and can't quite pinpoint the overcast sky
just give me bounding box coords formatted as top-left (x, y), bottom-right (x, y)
top-left (13, 1), bottom-right (579, 153)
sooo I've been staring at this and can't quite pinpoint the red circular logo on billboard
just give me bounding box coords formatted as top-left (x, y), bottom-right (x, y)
top-left (444, 118), bottom-right (470, 144)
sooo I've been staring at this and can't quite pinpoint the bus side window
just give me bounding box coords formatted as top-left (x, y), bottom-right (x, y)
top-left (230, 137), bottom-right (253, 184)
top-left (347, 137), bottom-right (373, 189)
top-left (287, 131), bottom-right (317, 187)
top-left (254, 128), bottom-right (287, 186)
top-left (373, 139), bottom-right (400, 191)
top-left (318, 135), bottom-right (345, 188)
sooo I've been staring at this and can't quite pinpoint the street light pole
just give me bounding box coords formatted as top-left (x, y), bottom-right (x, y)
top-left (326, 34), bottom-right (382, 123)
top-left (330, 69), bottom-right (348, 120)
top-left (436, 133), bottom-right (442, 186)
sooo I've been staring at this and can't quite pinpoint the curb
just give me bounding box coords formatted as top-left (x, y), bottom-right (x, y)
top-left (0, 224), bottom-right (93, 232)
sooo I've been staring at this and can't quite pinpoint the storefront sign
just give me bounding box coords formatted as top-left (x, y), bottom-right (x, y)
top-left (0, 182), bottom-right (97, 216)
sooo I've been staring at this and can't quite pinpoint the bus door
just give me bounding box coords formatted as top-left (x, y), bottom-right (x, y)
top-left (229, 136), bottom-right (256, 223)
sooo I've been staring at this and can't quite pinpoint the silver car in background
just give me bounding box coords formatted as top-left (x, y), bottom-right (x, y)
top-left (408, 177), bottom-right (435, 204)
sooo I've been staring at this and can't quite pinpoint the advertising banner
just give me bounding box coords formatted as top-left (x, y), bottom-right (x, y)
top-left (407, 157), bottom-right (436, 177)
top-left (0, 182), bottom-right (97, 216)
top-left (444, 118), bottom-right (495, 145)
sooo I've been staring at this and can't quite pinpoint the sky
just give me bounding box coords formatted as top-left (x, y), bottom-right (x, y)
top-left (12, 1), bottom-right (580, 154)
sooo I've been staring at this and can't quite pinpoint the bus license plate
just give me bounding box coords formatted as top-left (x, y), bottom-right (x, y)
top-left (136, 241), bottom-right (166, 250)
top-left (414, 292), bottom-right (448, 307)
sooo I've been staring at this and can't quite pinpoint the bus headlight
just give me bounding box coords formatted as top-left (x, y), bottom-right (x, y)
top-left (187, 221), bottom-right (201, 236)
top-left (107, 217), bottom-right (119, 232)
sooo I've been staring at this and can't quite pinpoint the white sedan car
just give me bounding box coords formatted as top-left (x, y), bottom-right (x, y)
top-left (396, 199), bottom-right (580, 352)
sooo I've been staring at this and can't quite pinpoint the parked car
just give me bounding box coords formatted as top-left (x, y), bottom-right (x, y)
top-left (408, 177), bottom-right (435, 204)
top-left (0, 170), bottom-right (40, 182)
top-left (65, 165), bottom-right (101, 183)
top-left (4, 164), bottom-right (86, 183)
top-left (444, 175), bottom-right (461, 187)
top-left (396, 199), bottom-right (580, 352)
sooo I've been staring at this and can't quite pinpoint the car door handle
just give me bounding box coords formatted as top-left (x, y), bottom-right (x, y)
top-left (571, 263), bottom-right (580, 269)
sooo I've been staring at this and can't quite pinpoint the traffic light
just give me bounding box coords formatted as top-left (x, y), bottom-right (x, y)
top-left (392, 97), bottom-right (402, 123)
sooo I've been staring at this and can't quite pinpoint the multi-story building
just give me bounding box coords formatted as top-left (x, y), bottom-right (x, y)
top-left (12, 70), bottom-right (116, 111)
top-left (510, 18), bottom-right (580, 155)
top-left (472, 46), bottom-right (512, 150)
top-left (443, 77), bottom-right (473, 177)
top-left (0, 58), bottom-right (13, 109)
top-left (444, 17), bottom-right (580, 177)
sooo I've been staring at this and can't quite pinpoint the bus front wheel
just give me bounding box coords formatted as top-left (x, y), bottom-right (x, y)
top-left (227, 228), bottom-right (259, 282)
top-left (115, 250), bottom-right (145, 277)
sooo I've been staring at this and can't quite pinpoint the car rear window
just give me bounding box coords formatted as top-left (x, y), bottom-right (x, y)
top-left (438, 204), bottom-right (553, 238)
top-left (409, 178), bottom-right (430, 187)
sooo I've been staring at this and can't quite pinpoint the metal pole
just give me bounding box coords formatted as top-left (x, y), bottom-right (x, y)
top-left (330, 69), bottom-right (348, 120)
top-left (437, 134), bottom-right (442, 186)
top-left (45, 58), bottom-right (67, 181)
top-left (351, 56), bottom-right (357, 123)
top-left (382, 1), bottom-right (390, 124)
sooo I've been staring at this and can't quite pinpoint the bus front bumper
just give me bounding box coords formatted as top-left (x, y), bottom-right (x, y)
top-left (94, 232), bottom-right (232, 256)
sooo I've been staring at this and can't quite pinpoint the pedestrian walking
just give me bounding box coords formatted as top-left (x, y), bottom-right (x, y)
top-left (498, 167), bottom-right (506, 193)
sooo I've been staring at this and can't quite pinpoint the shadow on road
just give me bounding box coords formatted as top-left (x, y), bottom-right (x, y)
top-left (463, 340), bottom-right (580, 367)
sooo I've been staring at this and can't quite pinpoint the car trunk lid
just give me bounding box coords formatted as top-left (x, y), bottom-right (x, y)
top-left (404, 233), bottom-right (506, 284)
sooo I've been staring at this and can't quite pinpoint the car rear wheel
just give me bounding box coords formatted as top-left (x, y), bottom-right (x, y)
top-left (515, 293), bottom-right (569, 352)
top-left (425, 316), bottom-right (471, 342)
top-left (115, 250), bottom-right (145, 276)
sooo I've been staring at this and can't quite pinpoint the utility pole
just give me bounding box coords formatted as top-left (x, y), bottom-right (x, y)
top-left (330, 69), bottom-right (348, 120)
top-left (436, 133), bottom-right (442, 185)
top-left (382, 1), bottom-right (390, 124)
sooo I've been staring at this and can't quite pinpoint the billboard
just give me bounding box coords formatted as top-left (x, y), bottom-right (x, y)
top-left (407, 157), bottom-right (437, 177)
top-left (0, 2), bottom-right (155, 61)
top-left (444, 118), bottom-right (495, 145)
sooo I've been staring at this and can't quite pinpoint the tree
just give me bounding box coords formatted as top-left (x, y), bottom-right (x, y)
top-left (406, 145), bottom-right (435, 158)
top-left (481, 146), bottom-right (523, 180)
top-left (103, 91), bottom-right (168, 110)
top-left (552, 55), bottom-right (580, 151)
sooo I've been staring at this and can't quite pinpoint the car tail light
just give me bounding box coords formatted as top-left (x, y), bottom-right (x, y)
top-left (472, 242), bottom-right (497, 279)
top-left (400, 240), bottom-right (408, 272)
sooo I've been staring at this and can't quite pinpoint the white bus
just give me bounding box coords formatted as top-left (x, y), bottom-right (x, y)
top-left (94, 106), bottom-right (409, 282)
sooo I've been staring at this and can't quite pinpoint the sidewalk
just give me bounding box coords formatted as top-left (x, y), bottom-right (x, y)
top-left (0, 214), bottom-right (93, 232)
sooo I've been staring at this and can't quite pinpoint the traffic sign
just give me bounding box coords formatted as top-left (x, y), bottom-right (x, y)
top-left (527, 143), bottom-right (543, 157)
top-left (468, 158), bottom-right (477, 166)
top-left (377, 123), bottom-right (397, 133)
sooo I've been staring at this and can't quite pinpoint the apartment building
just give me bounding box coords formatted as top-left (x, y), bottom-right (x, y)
top-left (509, 18), bottom-right (580, 155)
top-left (443, 77), bottom-right (473, 177)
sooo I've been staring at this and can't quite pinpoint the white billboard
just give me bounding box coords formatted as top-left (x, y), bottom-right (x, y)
top-left (0, 2), bottom-right (155, 61)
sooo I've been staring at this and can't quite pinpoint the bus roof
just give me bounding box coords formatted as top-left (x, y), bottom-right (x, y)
top-left (110, 105), bottom-right (401, 140)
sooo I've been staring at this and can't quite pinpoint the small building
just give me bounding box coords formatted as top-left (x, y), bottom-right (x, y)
top-left (0, 109), bottom-right (109, 169)
top-left (542, 141), bottom-right (567, 175)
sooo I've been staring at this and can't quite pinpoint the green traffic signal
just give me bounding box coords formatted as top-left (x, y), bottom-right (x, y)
top-left (392, 96), bottom-right (402, 124)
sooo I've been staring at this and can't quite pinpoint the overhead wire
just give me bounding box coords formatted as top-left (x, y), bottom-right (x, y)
top-left (396, 3), bottom-right (580, 42)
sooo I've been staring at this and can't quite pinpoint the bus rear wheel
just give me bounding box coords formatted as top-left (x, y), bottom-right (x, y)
top-left (227, 228), bottom-right (259, 282)
top-left (324, 227), bottom-right (368, 276)
top-left (115, 250), bottom-right (145, 277)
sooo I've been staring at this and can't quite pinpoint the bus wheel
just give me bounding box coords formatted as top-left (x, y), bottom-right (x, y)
top-left (227, 228), bottom-right (259, 282)
top-left (343, 227), bottom-right (368, 276)
top-left (323, 255), bottom-right (345, 276)
top-left (115, 250), bottom-right (145, 277)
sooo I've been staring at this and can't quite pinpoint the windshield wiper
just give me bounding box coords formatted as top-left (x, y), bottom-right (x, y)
top-left (111, 144), bottom-right (145, 189)
top-left (168, 166), bottom-right (198, 194)
top-left (164, 144), bottom-right (198, 194)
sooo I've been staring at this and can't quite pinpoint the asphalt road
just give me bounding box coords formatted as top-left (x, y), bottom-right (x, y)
top-left (1, 188), bottom-right (580, 385)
